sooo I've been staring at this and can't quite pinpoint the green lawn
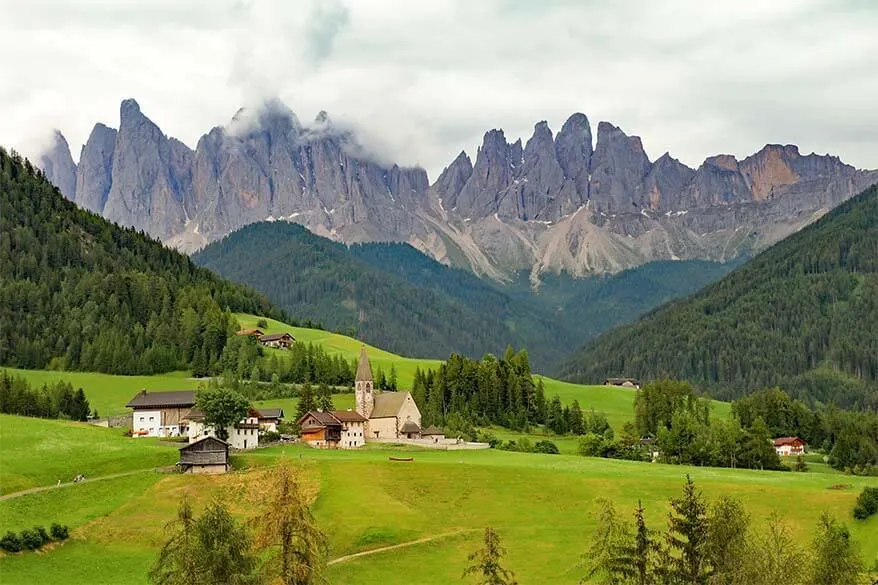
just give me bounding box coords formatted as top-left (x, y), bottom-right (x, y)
top-left (254, 393), bottom-right (356, 419)
top-left (0, 414), bottom-right (178, 495)
top-left (2, 368), bottom-right (194, 418)
top-left (2, 440), bottom-right (875, 585)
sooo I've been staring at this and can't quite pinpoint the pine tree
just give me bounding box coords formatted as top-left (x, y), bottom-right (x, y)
top-left (463, 527), bottom-right (517, 585)
top-left (660, 476), bottom-right (712, 584)
top-left (582, 498), bottom-right (630, 585)
top-left (627, 501), bottom-right (653, 585)
top-left (316, 383), bottom-right (334, 412)
top-left (252, 460), bottom-right (328, 585)
top-left (296, 382), bottom-right (316, 419)
top-left (389, 364), bottom-right (398, 391)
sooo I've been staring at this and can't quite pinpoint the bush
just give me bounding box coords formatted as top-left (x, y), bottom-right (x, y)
top-left (533, 440), bottom-right (560, 454)
top-left (261, 430), bottom-right (281, 443)
top-left (19, 528), bottom-right (43, 551)
top-left (853, 487), bottom-right (878, 520)
top-left (257, 319), bottom-right (268, 329)
top-left (50, 523), bottom-right (69, 540)
top-left (0, 531), bottom-right (22, 553)
top-left (794, 456), bottom-right (808, 472)
top-left (34, 526), bottom-right (50, 546)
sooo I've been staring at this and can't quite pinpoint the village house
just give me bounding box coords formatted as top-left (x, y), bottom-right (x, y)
top-left (298, 410), bottom-right (366, 449)
top-left (126, 390), bottom-right (282, 449)
top-left (178, 436), bottom-right (229, 474)
top-left (258, 332), bottom-right (295, 349)
top-left (186, 408), bottom-right (261, 450)
top-left (126, 390), bottom-right (196, 437)
top-left (354, 347), bottom-right (423, 440)
top-left (604, 377), bottom-right (642, 389)
top-left (421, 425), bottom-right (446, 443)
top-left (773, 436), bottom-right (807, 457)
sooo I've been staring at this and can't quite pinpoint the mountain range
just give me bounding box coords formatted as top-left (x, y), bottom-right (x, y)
top-left (40, 99), bottom-right (878, 280)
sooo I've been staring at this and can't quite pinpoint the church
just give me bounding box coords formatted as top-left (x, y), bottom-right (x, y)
top-left (298, 347), bottom-right (422, 449)
top-left (355, 347), bottom-right (423, 440)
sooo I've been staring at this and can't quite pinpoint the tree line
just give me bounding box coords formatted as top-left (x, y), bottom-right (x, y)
top-left (0, 370), bottom-right (91, 421)
top-left (0, 147), bottom-right (283, 376)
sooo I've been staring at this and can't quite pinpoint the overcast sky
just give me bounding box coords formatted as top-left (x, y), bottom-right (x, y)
top-left (3, 0), bottom-right (877, 179)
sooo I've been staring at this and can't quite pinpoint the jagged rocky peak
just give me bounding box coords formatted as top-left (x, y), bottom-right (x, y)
top-left (434, 151), bottom-right (473, 206)
top-left (554, 113), bottom-right (593, 189)
top-left (39, 130), bottom-right (77, 201)
top-left (639, 152), bottom-right (695, 211)
top-left (76, 123), bottom-right (117, 214)
top-left (589, 121), bottom-right (652, 213)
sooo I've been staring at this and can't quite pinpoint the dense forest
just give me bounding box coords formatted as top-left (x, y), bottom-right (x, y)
top-left (0, 148), bottom-right (282, 375)
top-left (560, 185), bottom-right (878, 407)
top-left (194, 221), bottom-right (735, 370)
top-left (0, 370), bottom-right (91, 421)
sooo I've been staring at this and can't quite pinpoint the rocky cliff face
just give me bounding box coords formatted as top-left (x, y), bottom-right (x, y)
top-left (42, 100), bottom-right (878, 279)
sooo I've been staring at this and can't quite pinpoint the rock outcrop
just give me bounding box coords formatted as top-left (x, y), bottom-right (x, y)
top-left (41, 100), bottom-right (878, 279)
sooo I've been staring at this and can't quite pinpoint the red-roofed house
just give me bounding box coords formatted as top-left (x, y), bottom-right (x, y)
top-left (773, 436), bottom-right (807, 456)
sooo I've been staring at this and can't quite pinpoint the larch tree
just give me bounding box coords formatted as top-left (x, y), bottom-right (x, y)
top-left (705, 497), bottom-right (750, 585)
top-left (252, 460), bottom-right (328, 585)
top-left (464, 527), bottom-right (517, 585)
top-left (192, 500), bottom-right (258, 585)
top-left (582, 498), bottom-right (631, 585)
top-left (810, 514), bottom-right (864, 585)
top-left (149, 499), bottom-right (198, 585)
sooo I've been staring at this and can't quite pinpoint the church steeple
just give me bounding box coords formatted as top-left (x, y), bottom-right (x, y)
top-left (355, 347), bottom-right (374, 419)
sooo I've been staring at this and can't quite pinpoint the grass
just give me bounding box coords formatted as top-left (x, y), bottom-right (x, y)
top-left (1, 436), bottom-right (875, 584)
top-left (0, 414), bottom-right (178, 495)
top-left (2, 368), bottom-right (194, 418)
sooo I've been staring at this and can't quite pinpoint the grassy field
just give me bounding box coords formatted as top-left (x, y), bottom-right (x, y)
top-left (1, 425), bottom-right (875, 585)
top-left (2, 368), bottom-right (194, 418)
top-left (0, 414), bottom-right (178, 495)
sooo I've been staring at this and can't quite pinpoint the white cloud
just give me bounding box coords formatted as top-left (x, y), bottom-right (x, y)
top-left (2, 0), bottom-right (877, 178)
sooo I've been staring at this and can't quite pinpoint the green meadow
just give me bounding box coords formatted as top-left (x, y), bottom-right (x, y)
top-left (1, 418), bottom-right (876, 585)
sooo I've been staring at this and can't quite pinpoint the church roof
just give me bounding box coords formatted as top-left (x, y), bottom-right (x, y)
top-left (356, 347), bottom-right (373, 382)
top-left (331, 410), bottom-right (367, 423)
top-left (371, 392), bottom-right (409, 418)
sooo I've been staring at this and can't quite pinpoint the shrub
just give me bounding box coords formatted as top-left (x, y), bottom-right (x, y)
top-left (0, 531), bottom-right (22, 553)
top-left (50, 523), bottom-right (69, 540)
top-left (19, 528), bottom-right (43, 551)
top-left (261, 430), bottom-right (281, 443)
top-left (533, 440), bottom-right (560, 454)
top-left (853, 487), bottom-right (878, 520)
top-left (257, 319), bottom-right (268, 329)
top-left (34, 526), bottom-right (50, 546)
top-left (794, 455), bottom-right (808, 472)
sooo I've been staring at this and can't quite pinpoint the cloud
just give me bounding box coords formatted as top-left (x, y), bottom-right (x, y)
top-left (1, 0), bottom-right (877, 180)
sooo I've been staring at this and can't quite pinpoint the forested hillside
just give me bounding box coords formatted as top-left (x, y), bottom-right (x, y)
top-left (560, 185), bottom-right (878, 407)
top-left (0, 148), bottom-right (281, 374)
top-left (195, 222), bottom-right (736, 370)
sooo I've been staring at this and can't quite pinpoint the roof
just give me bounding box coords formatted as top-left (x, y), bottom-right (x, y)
top-left (179, 436), bottom-right (228, 453)
top-left (259, 333), bottom-right (295, 342)
top-left (126, 390), bottom-right (196, 409)
top-left (236, 328), bottom-right (264, 336)
top-left (256, 408), bottom-right (284, 419)
top-left (371, 392), bottom-right (409, 418)
top-left (356, 347), bottom-right (373, 382)
top-left (421, 425), bottom-right (444, 436)
top-left (774, 436), bottom-right (807, 446)
top-left (400, 420), bottom-right (421, 434)
top-left (331, 410), bottom-right (367, 423)
top-left (297, 411), bottom-right (342, 427)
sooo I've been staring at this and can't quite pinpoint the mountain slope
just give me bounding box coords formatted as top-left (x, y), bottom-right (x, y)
top-left (193, 220), bottom-right (738, 369)
top-left (43, 99), bottom-right (878, 279)
top-left (191, 221), bottom-right (561, 364)
top-left (559, 185), bottom-right (878, 406)
top-left (0, 148), bottom-right (280, 375)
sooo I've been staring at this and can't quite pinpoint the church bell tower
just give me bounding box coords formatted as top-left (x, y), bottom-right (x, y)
top-left (355, 347), bottom-right (374, 419)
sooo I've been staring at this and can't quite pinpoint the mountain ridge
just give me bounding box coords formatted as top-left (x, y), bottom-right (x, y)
top-left (41, 98), bottom-right (878, 280)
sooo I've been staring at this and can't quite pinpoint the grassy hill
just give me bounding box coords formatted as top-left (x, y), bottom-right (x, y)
top-left (0, 422), bottom-right (874, 584)
top-left (560, 185), bottom-right (878, 407)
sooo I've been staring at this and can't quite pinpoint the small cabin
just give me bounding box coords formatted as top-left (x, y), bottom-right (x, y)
top-left (258, 332), bottom-right (296, 349)
top-left (421, 425), bottom-right (445, 443)
top-left (604, 377), bottom-right (642, 389)
top-left (178, 436), bottom-right (229, 474)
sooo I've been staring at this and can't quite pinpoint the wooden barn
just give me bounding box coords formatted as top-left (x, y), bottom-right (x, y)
top-left (178, 436), bottom-right (229, 474)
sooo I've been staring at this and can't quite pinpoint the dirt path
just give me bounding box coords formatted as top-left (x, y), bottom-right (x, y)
top-left (328, 529), bottom-right (479, 566)
top-left (0, 469), bottom-right (155, 501)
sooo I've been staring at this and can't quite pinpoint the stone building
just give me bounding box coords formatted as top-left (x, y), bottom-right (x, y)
top-left (355, 347), bottom-right (423, 440)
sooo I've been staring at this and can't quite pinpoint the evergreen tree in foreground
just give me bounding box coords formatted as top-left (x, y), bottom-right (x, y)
top-left (149, 499), bottom-right (197, 585)
top-left (659, 475), bottom-right (712, 584)
top-left (464, 528), bottom-right (517, 585)
top-left (252, 460), bottom-right (328, 585)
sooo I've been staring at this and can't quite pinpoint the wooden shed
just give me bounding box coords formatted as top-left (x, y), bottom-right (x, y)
top-left (178, 436), bottom-right (229, 474)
